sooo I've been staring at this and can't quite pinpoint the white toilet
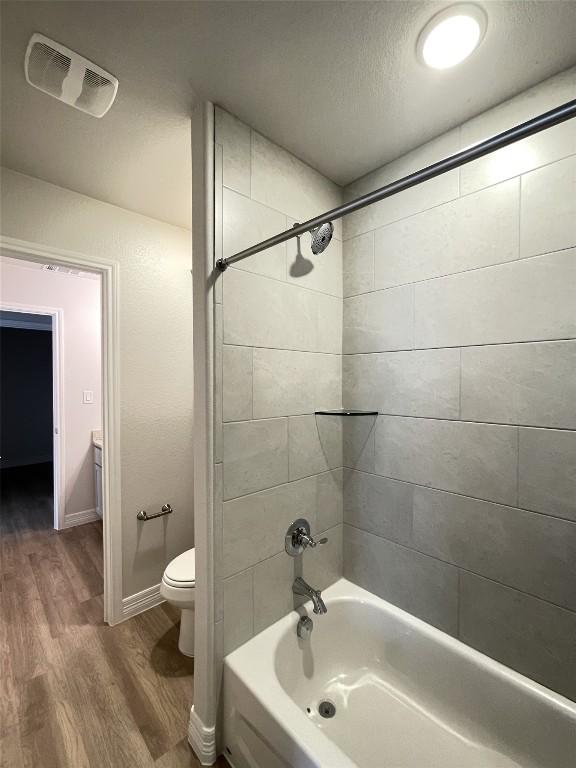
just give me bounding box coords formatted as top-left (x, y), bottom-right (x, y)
top-left (160, 547), bottom-right (196, 657)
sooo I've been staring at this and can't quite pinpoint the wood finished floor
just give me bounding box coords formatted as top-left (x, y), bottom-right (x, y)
top-left (1, 465), bottom-right (227, 768)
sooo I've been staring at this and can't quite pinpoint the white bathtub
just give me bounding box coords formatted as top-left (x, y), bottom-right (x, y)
top-left (223, 578), bottom-right (576, 768)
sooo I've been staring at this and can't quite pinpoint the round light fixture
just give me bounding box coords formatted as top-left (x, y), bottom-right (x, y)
top-left (417, 4), bottom-right (487, 70)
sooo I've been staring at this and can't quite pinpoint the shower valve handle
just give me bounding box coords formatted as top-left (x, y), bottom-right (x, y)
top-left (285, 519), bottom-right (328, 557)
top-left (300, 533), bottom-right (328, 549)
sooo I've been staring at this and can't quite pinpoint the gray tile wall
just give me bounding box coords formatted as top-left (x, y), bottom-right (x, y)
top-left (341, 68), bottom-right (576, 701)
top-left (214, 69), bottom-right (576, 702)
top-left (215, 107), bottom-right (345, 655)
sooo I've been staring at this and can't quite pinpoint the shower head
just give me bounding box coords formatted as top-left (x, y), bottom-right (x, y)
top-left (310, 222), bottom-right (334, 254)
top-left (288, 221), bottom-right (333, 278)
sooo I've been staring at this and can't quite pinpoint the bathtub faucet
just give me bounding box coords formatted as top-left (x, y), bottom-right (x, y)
top-left (293, 577), bottom-right (327, 615)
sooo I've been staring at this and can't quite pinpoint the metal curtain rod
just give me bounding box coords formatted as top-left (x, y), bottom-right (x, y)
top-left (216, 98), bottom-right (576, 272)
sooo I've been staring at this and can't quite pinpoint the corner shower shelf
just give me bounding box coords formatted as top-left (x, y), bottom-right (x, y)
top-left (315, 409), bottom-right (379, 416)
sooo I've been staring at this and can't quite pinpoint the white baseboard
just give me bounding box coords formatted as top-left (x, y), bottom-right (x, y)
top-left (62, 508), bottom-right (100, 528)
top-left (121, 582), bottom-right (164, 620)
top-left (188, 707), bottom-right (217, 766)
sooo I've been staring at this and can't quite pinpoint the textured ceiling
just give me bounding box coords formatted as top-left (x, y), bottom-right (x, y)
top-left (2, 1), bottom-right (576, 229)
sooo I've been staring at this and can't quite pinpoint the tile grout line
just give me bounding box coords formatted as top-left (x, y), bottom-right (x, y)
top-left (223, 411), bottom-right (576, 434)
top-left (517, 172), bottom-right (523, 261)
top-left (223, 342), bottom-right (341, 356)
top-left (456, 568), bottom-right (462, 639)
top-left (249, 126), bottom-right (253, 200)
top-left (342, 467), bottom-right (576, 526)
top-left (223, 466), bottom-right (343, 504)
top-left (516, 428), bottom-right (521, 508)
top-left (457, 125), bottom-right (462, 199)
top-left (250, 346), bottom-right (255, 421)
top-left (222, 521), bottom-right (344, 581)
top-left (341, 337), bottom-right (576, 356)
top-left (249, 566), bottom-right (255, 641)
top-left (285, 417), bottom-right (291, 487)
top-left (344, 335), bottom-right (576, 355)
top-left (370, 229), bottom-right (376, 293)
top-left (458, 347), bottom-right (463, 420)
top-left (223, 173), bottom-right (344, 239)
top-left (228, 263), bottom-right (344, 300)
top-left (340, 243), bottom-right (576, 299)
top-left (342, 522), bottom-right (576, 618)
top-left (340, 148), bottom-right (576, 243)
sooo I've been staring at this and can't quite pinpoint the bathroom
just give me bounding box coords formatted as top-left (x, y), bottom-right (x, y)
top-left (1, 2), bottom-right (575, 767)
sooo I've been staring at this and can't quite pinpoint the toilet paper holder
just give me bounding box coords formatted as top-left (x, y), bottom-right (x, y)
top-left (137, 503), bottom-right (173, 521)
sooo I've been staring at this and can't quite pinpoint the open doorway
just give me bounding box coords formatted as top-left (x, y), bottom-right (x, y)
top-left (1, 253), bottom-right (107, 617)
top-left (0, 310), bottom-right (55, 539)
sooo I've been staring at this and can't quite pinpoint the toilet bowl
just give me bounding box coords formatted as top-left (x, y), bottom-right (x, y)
top-left (160, 547), bottom-right (196, 657)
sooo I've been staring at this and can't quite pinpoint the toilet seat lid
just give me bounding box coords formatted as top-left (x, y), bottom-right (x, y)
top-left (164, 548), bottom-right (195, 587)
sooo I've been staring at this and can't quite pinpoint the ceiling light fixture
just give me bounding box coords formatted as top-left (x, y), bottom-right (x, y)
top-left (417, 4), bottom-right (487, 70)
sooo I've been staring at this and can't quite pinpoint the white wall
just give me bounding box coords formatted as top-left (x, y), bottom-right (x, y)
top-left (0, 168), bottom-right (194, 599)
top-left (1, 259), bottom-right (102, 520)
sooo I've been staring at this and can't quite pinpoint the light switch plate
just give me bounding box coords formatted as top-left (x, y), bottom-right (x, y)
top-left (83, 390), bottom-right (94, 404)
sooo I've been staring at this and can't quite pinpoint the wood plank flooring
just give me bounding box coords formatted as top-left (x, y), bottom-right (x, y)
top-left (1, 465), bottom-right (227, 768)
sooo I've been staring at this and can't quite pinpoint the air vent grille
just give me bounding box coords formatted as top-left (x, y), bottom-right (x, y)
top-left (27, 41), bottom-right (71, 97)
top-left (84, 69), bottom-right (111, 89)
top-left (76, 68), bottom-right (116, 113)
top-left (25, 33), bottom-right (118, 117)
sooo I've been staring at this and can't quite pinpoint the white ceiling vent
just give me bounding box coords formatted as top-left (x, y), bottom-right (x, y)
top-left (25, 33), bottom-right (118, 118)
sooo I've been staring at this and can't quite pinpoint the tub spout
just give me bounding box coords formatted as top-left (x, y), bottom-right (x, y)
top-left (293, 577), bottom-right (327, 615)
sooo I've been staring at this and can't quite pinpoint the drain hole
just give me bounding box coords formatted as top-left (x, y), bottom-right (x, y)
top-left (318, 700), bottom-right (336, 718)
top-left (306, 707), bottom-right (311, 714)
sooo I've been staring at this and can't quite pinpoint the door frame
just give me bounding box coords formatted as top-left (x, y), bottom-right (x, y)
top-left (0, 235), bottom-right (123, 625)
top-left (0, 301), bottom-right (65, 529)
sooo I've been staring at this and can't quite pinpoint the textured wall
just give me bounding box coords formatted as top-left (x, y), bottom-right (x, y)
top-left (1, 261), bottom-right (101, 517)
top-left (0, 169), bottom-right (194, 599)
top-left (341, 68), bottom-right (576, 701)
top-left (215, 108), bottom-right (344, 654)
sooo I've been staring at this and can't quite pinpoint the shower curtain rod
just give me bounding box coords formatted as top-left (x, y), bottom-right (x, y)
top-left (216, 97), bottom-right (576, 272)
